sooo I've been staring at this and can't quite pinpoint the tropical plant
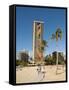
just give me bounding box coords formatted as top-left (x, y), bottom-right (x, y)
top-left (40, 40), bottom-right (48, 64)
top-left (41, 40), bottom-right (48, 52)
top-left (51, 27), bottom-right (62, 74)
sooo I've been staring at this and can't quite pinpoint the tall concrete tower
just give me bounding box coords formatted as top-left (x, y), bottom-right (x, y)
top-left (33, 21), bottom-right (44, 64)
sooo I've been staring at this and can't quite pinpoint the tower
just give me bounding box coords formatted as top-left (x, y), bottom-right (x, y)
top-left (33, 21), bottom-right (44, 64)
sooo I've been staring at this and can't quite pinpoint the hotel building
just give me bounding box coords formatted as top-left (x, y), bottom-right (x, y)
top-left (33, 21), bottom-right (44, 64)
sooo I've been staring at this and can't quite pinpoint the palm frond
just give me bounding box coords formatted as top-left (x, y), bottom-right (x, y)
top-left (56, 28), bottom-right (62, 41)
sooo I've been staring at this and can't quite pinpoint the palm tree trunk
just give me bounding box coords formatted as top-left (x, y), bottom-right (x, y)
top-left (56, 52), bottom-right (58, 67)
top-left (56, 41), bottom-right (58, 74)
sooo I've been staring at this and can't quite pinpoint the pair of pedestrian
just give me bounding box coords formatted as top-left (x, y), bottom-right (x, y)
top-left (37, 64), bottom-right (46, 81)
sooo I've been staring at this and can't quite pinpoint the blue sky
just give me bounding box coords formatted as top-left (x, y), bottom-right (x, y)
top-left (16, 6), bottom-right (66, 55)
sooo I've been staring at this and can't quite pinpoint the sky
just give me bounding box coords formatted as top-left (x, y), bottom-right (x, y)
top-left (16, 6), bottom-right (66, 56)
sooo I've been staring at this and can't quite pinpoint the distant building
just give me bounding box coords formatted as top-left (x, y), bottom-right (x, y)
top-left (33, 21), bottom-right (44, 64)
top-left (52, 51), bottom-right (65, 64)
top-left (52, 51), bottom-right (57, 61)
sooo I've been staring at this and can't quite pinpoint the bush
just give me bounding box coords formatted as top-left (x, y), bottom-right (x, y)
top-left (16, 60), bottom-right (28, 66)
top-left (16, 60), bottom-right (21, 66)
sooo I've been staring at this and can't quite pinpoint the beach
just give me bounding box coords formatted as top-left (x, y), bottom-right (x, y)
top-left (16, 65), bottom-right (66, 83)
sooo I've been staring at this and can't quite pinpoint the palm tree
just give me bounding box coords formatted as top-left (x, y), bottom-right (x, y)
top-left (51, 27), bottom-right (62, 74)
top-left (41, 40), bottom-right (48, 54)
top-left (41, 40), bottom-right (48, 52)
top-left (41, 40), bottom-right (48, 64)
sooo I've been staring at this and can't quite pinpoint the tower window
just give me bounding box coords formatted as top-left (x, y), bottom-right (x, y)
top-left (38, 34), bottom-right (41, 39)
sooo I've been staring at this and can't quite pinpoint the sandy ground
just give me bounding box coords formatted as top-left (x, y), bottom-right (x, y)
top-left (16, 65), bottom-right (66, 83)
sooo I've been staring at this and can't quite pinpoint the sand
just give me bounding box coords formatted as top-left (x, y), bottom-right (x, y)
top-left (16, 65), bottom-right (66, 83)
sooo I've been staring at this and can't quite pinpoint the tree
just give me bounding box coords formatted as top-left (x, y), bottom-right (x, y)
top-left (51, 27), bottom-right (62, 74)
top-left (41, 40), bottom-right (48, 51)
top-left (41, 40), bottom-right (48, 64)
top-left (20, 52), bottom-right (29, 66)
top-left (45, 54), bottom-right (52, 65)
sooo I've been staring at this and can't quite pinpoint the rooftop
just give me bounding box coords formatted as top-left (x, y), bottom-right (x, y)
top-left (33, 20), bottom-right (44, 23)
